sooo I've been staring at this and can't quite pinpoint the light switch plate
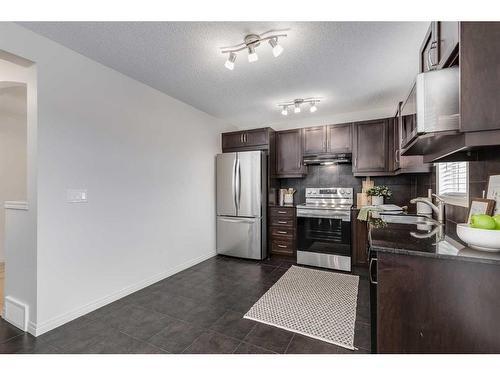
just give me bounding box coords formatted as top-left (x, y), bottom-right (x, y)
top-left (66, 189), bottom-right (88, 203)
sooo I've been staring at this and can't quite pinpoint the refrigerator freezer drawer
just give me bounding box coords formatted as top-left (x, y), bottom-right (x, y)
top-left (216, 216), bottom-right (263, 260)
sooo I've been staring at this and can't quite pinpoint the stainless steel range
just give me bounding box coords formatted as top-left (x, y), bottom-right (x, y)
top-left (296, 187), bottom-right (353, 271)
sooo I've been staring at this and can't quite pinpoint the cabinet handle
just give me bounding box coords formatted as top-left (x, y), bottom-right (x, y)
top-left (240, 134), bottom-right (243, 143)
top-left (427, 41), bottom-right (438, 70)
top-left (277, 231), bottom-right (288, 234)
top-left (277, 244), bottom-right (287, 248)
top-left (277, 211), bottom-right (287, 214)
top-left (369, 258), bottom-right (378, 285)
top-left (244, 133), bottom-right (247, 143)
top-left (278, 221), bottom-right (288, 224)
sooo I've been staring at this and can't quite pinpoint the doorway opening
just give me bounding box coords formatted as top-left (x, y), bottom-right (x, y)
top-left (0, 50), bottom-right (33, 329)
top-left (0, 81), bottom-right (27, 317)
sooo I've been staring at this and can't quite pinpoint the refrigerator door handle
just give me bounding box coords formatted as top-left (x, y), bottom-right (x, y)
top-left (232, 156), bottom-right (237, 212)
top-left (218, 217), bottom-right (256, 224)
top-left (235, 157), bottom-right (241, 211)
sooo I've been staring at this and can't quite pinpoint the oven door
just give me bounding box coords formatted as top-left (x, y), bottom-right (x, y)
top-left (297, 215), bottom-right (351, 256)
top-left (296, 210), bottom-right (352, 271)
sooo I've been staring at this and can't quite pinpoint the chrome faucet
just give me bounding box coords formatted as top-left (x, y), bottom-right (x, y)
top-left (410, 194), bottom-right (445, 223)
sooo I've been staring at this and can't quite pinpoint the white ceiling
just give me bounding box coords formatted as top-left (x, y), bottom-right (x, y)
top-left (19, 22), bottom-right (429, 129)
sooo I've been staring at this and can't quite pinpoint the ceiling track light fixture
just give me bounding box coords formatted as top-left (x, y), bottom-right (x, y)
top-left (220, 29), bottom-right (289, 70)
top-left (278, 98), bottom-right (321, 116)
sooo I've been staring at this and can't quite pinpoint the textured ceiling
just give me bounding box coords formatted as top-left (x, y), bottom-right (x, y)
top-left (19, 22), bottom-right (429, 129)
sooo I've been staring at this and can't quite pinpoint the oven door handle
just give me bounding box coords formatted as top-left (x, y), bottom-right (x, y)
top-left (297, 212), bottom-right (351, 221)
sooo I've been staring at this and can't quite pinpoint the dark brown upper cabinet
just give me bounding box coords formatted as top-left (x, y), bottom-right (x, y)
top-left (222, 127), bottom-right (273, 152)
top-left (327, 123), bottom-right (352, 153)
top-left (437, 22), bottom-right (459, 69)
top-left (303, 126), bottom-right (327, 155)
top-left (420, 23), bottom-right (439, 73)
top-left (303, 124), bottom-right (352, 156)
top-left (420, 22), bottom-right (459, 73)
top-left (275, 129), bottom-right (307, 178)
top-left (392, 103), bottom-right (430, 174)
top-left (352, 119), bottom-right (389, 175)
top-left (460, 22), bottom-right (500, 132)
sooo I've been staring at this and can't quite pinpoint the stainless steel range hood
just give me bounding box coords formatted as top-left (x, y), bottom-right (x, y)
top-left (303, 153), bottom-right (352, 166)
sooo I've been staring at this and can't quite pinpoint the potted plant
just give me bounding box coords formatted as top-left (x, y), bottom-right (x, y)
top-left (366, 185), bottom-right (392, 206)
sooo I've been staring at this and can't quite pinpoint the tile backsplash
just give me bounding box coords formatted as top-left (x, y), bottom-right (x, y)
top-left (279, 157), bottom-right (500, 243)
top-left (279, 164), bottom-right (425, 208)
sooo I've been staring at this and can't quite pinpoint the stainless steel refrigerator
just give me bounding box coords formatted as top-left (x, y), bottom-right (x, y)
top-left (216, 151), bottom-right (267, 260)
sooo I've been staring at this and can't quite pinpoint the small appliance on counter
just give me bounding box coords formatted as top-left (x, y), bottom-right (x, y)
top-left (279, 188), bottom-right (296, 206)
top-left (296, 187), bottom-right (353, 271)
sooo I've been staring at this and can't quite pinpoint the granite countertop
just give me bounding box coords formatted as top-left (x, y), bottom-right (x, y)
top-left (369, 217), bottom-right (500, 266)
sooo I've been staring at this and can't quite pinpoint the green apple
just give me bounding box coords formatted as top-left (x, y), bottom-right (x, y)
top-left (470, 214), bottom-right (496, 230)
top-left (493, 214), bottom-right (500, 230)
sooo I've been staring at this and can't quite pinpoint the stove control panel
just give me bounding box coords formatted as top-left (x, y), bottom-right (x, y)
top-left (305, 187), bottom-right (353, 199)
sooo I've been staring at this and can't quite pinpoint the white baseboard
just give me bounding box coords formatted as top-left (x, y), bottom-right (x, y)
top-left (32, 251), bottom-right (216, 336)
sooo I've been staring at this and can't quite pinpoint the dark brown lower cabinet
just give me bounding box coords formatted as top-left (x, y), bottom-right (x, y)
top-left (351, 212), bottom-right (368, 267)
top-left (377, 252), bottom-right (500, 353)
top-left (269, 206), bottom-right (296, 256)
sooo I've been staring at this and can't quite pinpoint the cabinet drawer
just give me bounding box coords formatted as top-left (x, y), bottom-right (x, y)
top-left (270, 207), bottom-right (295, 218)
top-left (270, 216), bottom-right (294, 227)
top-left (270, 227), bottom-right (295, 238)
top-left (271, 239), bottom-right (295, 255)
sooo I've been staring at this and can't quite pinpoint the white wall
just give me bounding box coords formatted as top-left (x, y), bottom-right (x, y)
top-left (0, 85), bottom-right (27, 262)
top-left (0, 22), bottom-right (234, 334)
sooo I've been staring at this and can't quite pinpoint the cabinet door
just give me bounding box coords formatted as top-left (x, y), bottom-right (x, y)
top-left (351, 215), bottom-right (368, 267)
top-left (276, 129), bottom-right (306, 177)
top-left (303, 126), bottom-right (327, 155)
top-left (437, 21), bottom-right (459, 68)
top-left (222, 132), bottom-right (245, 150)
top-left (377, 252), bottom-right (500, 353)
top-left (245, 128), bottom-right (269, 147)
top-left (353, 119), bottom-right (388, 173)
top-left (393, 114), bottom-right (401, 171)
top-left (420, 22), bottom-right (439, 72)
top-left (327, 123), bottom-right (352, 153)
top-left (460, 22), bottom-right (500, 132)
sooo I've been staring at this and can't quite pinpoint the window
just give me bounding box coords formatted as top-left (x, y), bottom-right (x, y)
top-left (437, 162), bottom-right (469, 207)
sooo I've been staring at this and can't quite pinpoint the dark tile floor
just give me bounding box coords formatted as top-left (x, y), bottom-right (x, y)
top-left (0, 255), bottom-right (371, 354)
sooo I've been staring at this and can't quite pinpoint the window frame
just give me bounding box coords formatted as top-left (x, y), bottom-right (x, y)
top-left (436, 162), bottom-right (469, 208)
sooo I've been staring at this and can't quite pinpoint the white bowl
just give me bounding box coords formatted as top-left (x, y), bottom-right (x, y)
top-left (456, 223), bottom-right (500, 252)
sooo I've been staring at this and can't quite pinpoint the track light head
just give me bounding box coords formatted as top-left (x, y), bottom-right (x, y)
top-left (278, 98), bottom-right (321, 115)
top-left (220, 29), bottom-right (289, 69)
top-left (247, 45), bottom-right (258, 63)
top-left (269, 38), bottom-right (284, 57)
top-left (224, 52), bottom-right (237, 70)
top-left (294, 102), bottom-right (301, 113)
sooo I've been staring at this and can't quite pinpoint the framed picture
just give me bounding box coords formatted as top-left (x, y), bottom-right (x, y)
top-left (468, 198), bottom-right (495, 223)
top-left (487, 175), bottom-right (500, 215)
